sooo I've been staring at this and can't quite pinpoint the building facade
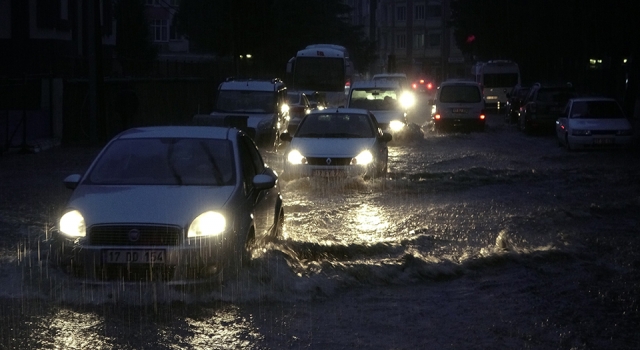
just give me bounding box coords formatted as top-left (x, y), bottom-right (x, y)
top-left (346, 0), bottom-right (466, 82)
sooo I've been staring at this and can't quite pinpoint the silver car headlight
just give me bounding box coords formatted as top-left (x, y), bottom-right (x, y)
top-left (287, 149), bottom-right (307, 164)
top-left (399, 91), bottom-right (415, 109)
top-left (59, 210), bottom-right (86, 238)
top-left (188, 211), bottom-right (226, 237)
top-left (389, 120), bottom-right (405, 132)
top-left (352, 150), bottom-right (373, 165)
top-left (572, 129), bottom-right (591, 136)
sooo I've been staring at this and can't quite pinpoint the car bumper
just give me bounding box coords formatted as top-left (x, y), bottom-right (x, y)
top-left (566, 135), bottom-right (634, 149)
top-left (434, 117), bottom-right (485, 129)
top-left (50, 231), bottom-right (232, 283)
top-left (284, 164), bottom-right (371, 179)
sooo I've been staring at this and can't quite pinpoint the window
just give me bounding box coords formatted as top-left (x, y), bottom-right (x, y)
top-left (415, 4), bottom-right (425, 20)
top-left (396, 34), bottom-right (406, 49)
top-left (427, 4), bottom-right (442, 17)
top-left (428, 32), bottom-right (441, 47)
top-left (414, 33), bottom-right (425, 49)
top-left (396, 5), bottom-right (406, 21)
top-left (152, 20), bottom-right (168, 42)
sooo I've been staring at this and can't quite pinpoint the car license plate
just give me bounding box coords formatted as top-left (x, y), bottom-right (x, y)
top-left (103, 249), bottom-right (166, 264)
top-left (452, 108), bottom-right (468, 113)
top-left (312, 169), bottom-right (346, 177)
top-left (593, 138), bottom-right (613, 145)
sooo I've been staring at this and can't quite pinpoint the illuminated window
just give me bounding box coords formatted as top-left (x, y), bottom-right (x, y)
top-left (414, 33), bottom-right (425, 48)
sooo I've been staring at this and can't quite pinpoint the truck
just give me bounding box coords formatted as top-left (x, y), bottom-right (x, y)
top-left (286, 44), bottom-right (354, 108)
top-left (472, 60), bottom-right (521, 110)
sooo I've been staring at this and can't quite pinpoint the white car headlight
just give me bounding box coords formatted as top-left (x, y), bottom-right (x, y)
top-left (188, 211), bottom-right (226, 237)
top-left (287, 149), bottom-right (307, 164)
top-left (399, 92), bottom-right (415, 109)
top-left (59, 210), bottom-right (86, 238)
top-left (352, 150), bottom-right (373, 165)
top-left (389, 120), bottom-right (405, 132)
top-left (572, 129), bottom-right (591, 136)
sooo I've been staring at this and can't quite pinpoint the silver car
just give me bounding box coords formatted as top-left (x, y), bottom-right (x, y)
top-left (49, 126), bottom-right (284, 284)
top-left (280, 108), bottom-right (391, 181)
top-left (556, 97), bottom-right (634, 150)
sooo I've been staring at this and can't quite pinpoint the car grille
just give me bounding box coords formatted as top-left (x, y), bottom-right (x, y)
top-left (590, 130), bottom-right (617, 135)
top-left (88, 225), bottom-right (182, 246)
top-left (306, 157), bottom-right (352, 166)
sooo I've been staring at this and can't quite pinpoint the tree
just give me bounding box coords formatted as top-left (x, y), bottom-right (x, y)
top-left (113, 0), bottom-right (157, 76)
top-left (175, 0), bottom-right (375, 76)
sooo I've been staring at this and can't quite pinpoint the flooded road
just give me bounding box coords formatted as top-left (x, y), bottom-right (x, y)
top-left (1, 109), bottom-right (639, 349)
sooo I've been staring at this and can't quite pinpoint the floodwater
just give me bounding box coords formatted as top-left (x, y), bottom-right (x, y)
top-left (1, 106), bottom-right (639, 349)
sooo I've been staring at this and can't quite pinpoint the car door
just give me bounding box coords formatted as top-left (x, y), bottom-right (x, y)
top-left (238, 135), bottom-right (276, 237)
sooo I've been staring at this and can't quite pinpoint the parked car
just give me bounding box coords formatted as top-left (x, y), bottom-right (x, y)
top-left (428, 79), bottom-right (486, 132)
top-left (49, 126), bottom-right (285, 283)
top-left (279, 108), bottom-right (392, 181)
top-left (286, 91), bottom-right (313, 134)
top-left (196, 78), bottom-right (289, 151)
top-left (346, 80), bottom-right (413, 138)
top-left (519, 82), bottom-right (577, 134)
top-left (555, 97), bottom-right (634, 150)
top-left (504, 85), bottom-right (530, 123)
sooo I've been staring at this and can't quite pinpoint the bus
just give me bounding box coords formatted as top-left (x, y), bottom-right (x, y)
top-left (472, 60), bottom-right (521, 110)
top-left (286, 44), bottom-right (354, 107)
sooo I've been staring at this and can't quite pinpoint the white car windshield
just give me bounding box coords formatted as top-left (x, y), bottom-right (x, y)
top-left (296, 113), bottom-right (375, 138)
top-left (571, 100), bottom-right (625, 119)
top-left (87, 138), bottom-right (236, 186)
top-left (349, 89), bottom-right (400, 111)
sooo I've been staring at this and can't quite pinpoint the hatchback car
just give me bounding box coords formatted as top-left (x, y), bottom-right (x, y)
top-left (279, 108), bottom-right (392, 180)
top-left (555, 97), bottom-right (634, 150)
top-left (429, 79), bottom-right (486, 132)
top-left (49, 126), bottom-right (284, 283)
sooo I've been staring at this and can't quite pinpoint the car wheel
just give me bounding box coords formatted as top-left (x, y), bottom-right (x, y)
top-left (565, 135), bottom-right (574, 151)
top-left (270, 207), bottom-right (284, 240)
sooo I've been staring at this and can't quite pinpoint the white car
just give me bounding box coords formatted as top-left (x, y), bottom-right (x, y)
top-left (346, 80), bottom-right (414, 138)
top-left (429, 79), bottom-right (486, 132)
top-left (196, 78), bottom-right (289, 151)
top-left (49, 126), bottom-right (284, 283)
top-left (280, 108), bottom-right (391, 180)
top-left (556, 97), bottom-right (634, 150)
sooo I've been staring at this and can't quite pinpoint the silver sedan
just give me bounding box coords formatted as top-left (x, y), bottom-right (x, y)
top-left (49, 126), bottom-right (284, 284)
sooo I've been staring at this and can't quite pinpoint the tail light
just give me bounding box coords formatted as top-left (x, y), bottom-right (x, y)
top-left (412, 83), bottom-right (418, 89)
top-left (427, 82), bottom-right (433, 90)
top-left (434, 113), bottom-right (441, 120)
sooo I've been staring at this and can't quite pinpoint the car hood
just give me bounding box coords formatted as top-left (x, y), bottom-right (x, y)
top-left (66, 185), bottom-right (236, 226)
top-left (569, 118), bottom-right (632, 130)
top-left (290, 138), bottom-right (376, 157)
top-left (209, 111), bottom-right (273, 129)
top-left (370, 110), bottom-right (405, 123)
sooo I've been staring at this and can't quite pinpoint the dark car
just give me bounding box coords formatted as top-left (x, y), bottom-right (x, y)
top-left (518, 82), bottom-right (578, 134)
top-left (504, 85), bottom-right (530, 124)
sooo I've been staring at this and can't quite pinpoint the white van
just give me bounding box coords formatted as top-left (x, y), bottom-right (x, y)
top-left (430, 79), bottom-right (486, 131)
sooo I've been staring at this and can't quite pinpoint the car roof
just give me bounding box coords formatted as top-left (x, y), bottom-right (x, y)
top-left (219, 78), bottom-right (284, 92)
top-left (439, 79), bottom-right (479, 87)
top-left (351, 80), bottom-right (400, 89)
top-left (116, 126), bottom-right (234, 140)
top-left (569, 97), bottom-right (616, 102)
top-left (373, 73), bottom-right (407, 79)
top-left (308, 107), bottom-right (371, 115)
